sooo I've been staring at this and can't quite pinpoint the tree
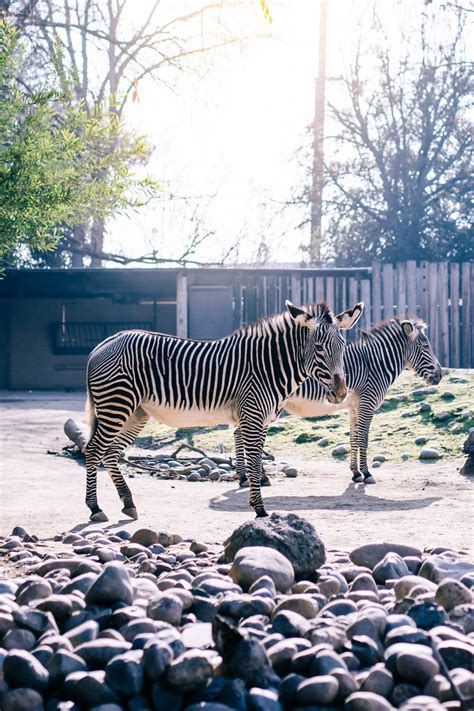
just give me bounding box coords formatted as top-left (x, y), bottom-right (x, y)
top-left (6, 0), bottom-right (265, 266)
top-left (0, 20), bottom-right (157, 266)
top-left (300, 2), bottom-right (472, 265)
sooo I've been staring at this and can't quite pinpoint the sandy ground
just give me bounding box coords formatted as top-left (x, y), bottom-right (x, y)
top-left (0, 392), bottom-right (473, 554)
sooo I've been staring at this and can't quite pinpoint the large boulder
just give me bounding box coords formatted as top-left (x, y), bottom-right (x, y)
top-left (223, 512), bottom-right (325, 578)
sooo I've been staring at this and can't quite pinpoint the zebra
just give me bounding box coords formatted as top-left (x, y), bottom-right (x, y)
top-left (82, 300), bottom-right (364, 521)
top-left (284, 317), bottom-right (442, 484)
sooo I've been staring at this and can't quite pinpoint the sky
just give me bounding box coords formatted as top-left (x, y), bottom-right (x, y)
top-left (105, 0), bottom-right (440, 267)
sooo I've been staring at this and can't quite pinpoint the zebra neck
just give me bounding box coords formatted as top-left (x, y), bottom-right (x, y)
top-left (352, 327), bottom-right (409, 387)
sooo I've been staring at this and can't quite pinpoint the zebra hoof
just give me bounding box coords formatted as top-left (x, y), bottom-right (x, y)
top-left (122, 507), bottom-right (138, 519)
top-left (239, 479), bottom-right (249, 488)
top-left (89, 511), bottom-right (109, 522)
top-left (255, 509), bottom-right (268, 518)
top-left (364, 475), bottom-right (376, 484)
top-left (352, 472), bottom-right (364, 483)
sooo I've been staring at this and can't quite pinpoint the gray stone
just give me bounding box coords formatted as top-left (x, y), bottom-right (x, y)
top-left (435, 578), bottom-right (472, 610)
top-left (373, 553), bottom-right (410, 584)
top-left (3, 650), bottom-right (49, 693)
top-left (419, 448), bottom-right (440, 460)
top-left (63, 671), bottom-right (119, 706)
top-left (296, 675), bottom-right (339, 705)
top-left (47, 650), bottom-right (87, 689)
top-left (167, 650), bottom-right (214, 692)
top-left (415, 437), bottom-right (428, 445)
top-left (318, 437), bottom-right (329, 447)
top-left (272, 610), bottom-right (311, 638)
top-left (85, 562), bottom-right (133, 606)
top-left (284, 468), bottom-right (298, 478)
top-left (345, 691), bottom-right (394, 710)
top-left (361, 665), bottom-right (394, 698)
top-left (437, 639), bottom-right (474, 670)
top-left (142, 641), bottom-right (174, 681)
top-left (396, 651), bottom-right (439, 685)
top-left (350, 544), bottom-right (422, 570)
top-left (419, 555), bottom-right (474, 583)
top-left (130, 529), bottom-right (159, 547)
top-left (224, 512), bottom-right (325, 579)
top-left (75, 639), bottom-right (131, 669)
top-left (2, 629), bottom-right (37, 652)
top-left (147, 594), bottom-right (183, 625)
top-left (230, 546), bottom-right (294, 593)
top-left (3, 689), bottom-right (45, 711)
top-left (190, 541), bottom-right (208, 554)
top-left (272, 595), bottom-right (318, 620)
top-left (16, 579), bottom-right (53, 605)
top-left (105, 651), bottom-right (144, 698)
top-left (248, 687), bottom-right (283, 711)
top-left (64, 620), bottom-right (99, 647)
top-left (332, 444), bottom-right (349, 456)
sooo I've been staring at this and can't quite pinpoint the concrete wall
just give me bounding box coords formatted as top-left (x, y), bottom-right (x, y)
top-left (6, 297), bottom-right (176, 390)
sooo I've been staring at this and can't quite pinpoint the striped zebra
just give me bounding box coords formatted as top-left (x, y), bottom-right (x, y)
top-left (83, 300), bottom-right (364, 521)
top-left (285, 317), bottom-right (442, 484)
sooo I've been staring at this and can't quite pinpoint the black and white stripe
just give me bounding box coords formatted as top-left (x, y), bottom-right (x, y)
top-left (83, 301), bottom-right (363, 520)
top-left (285, 317), bottom-right (442, 483)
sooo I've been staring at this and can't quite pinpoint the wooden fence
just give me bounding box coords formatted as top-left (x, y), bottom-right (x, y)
top-left (231, 262), bottom-right (473, 368)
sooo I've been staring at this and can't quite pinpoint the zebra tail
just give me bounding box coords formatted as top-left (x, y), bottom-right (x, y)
top-left (84, 379), bottom-right (98, 452)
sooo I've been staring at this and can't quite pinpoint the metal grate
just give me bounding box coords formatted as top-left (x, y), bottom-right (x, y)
top-left (52, 322), bottom-right (153, 355)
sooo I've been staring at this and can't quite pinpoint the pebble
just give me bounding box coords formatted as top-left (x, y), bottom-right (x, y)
top-left (373, 553), bottom-right (410, 584)
top-left (166, 649), bottom-right (215, 692)
top-left (295, 675), bottom-right (339, 705)
top-left (85, 562), bottom-right (133, 605)
top-left (350, 544), bottom-right (422, 569)
top-left (230, 546), bottom-right (295, 593)
top-left (345, 691), bottom-right (394, 710)
top-left (284, 467), bottom-right (298, 478)
top-left (3, 650), bottom-right (49, 692)
top-left (332, 444), bottom-right (349, 456)
top-left (147, 594), bottom-right (184, 625)
top-left (419, 448), bottom-right (440, 460)
top-left (435, 577), bottom-right (472, 610)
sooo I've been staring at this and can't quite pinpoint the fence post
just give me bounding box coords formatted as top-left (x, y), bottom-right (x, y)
top-left (450, 263), bottom-right (460, 368)
top-left (372, 262), bottom-right (381, 324)
top-left (176, 271), bottom-right (188, 338)
top-left (461, 262), bottom-right (472, 368)
top-left (406, 261), bottom-right (417, 316)
top-left (361, 279), bottom-right (371, 330)
top-left (428, 263), bottom-right (439, 358)
top-left (420, 261), bottom-right (429, 322)
top-left (438, 262), bottom-right (449, 367)
top-left (397, 262), bottom-right (407, 317)
top-left (290, 272), bottom-right (302, 305)
top-left (325, 276), bottom-right (335, 310)
top-left (382, 264), bottom-right (394, 319)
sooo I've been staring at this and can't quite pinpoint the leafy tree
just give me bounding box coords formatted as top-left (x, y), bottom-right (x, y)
top-left (0, 20), bottom-right (157, 267)
top-left (300, 2), bottom-right (473, 265)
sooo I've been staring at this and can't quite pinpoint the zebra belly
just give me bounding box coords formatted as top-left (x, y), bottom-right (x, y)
top-left (141, 402), bottom-right (238, 428)
top-left (286, 393), bottom-right (354, 418)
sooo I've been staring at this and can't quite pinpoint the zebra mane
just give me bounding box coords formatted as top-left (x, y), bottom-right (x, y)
top-left (360, 316), bottom-right (427, 342)
top-left (236, 302), bottom-right (334, 336)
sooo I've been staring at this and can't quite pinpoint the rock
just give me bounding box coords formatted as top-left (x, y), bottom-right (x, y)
top-left (345, 691), bottom-right (394, 710)
top-left (373, 553), bottom-right (410, 584)
top-left (64, 620), bottom-right (99, 647)
top-left (147, 594), bottom-right (183, 625)
top-left (191, 541), bottom-right (208, 554)
top-left (75, 639), bottom-right (131, 669)
top-left (349, 635), bottom-right (381, 666)
top-left (230, 546), bottom-right (294, 593)
top-left (181, 622), bottom-right (214, 649)
top-left (2, 629), bottom-right (37, 652)
top-left (318, 437), bottom-right (329, 447)
top-left (105, 652), bottom-right (144, 698)
top-left (419, 448), bottom-right (440, 460)
top-left (272, 610), bottom-right (311, 638)
top-left (419, 403), bottom-right (431, 413)
top-left (415, 437), bottom-right (428, 445)
top-left (167, 650), bottom-right (214, 692)
top-left (396, 651), bottom-right (439, 685)
top-left (2, 689), bottom-right (45, 711)
top-left (435, 578), bottom-right (472, 610)
top-left (47, 650), bottom-right (87, 689)
top-left (188, 472), bottom-right (201, 482)
top-left (400, 453), bottom-right (410, 461)
top-left (332, 445), bottom-right (349, 456)
top-left (224, 512), bottom-right (326, 579)
top-left (296, 675), bottom-right (339, 705)
top-left (372, 461), bottom-right (382, 469)
top-left (419, 555), bottom-right (474, 583)
top-left (3, 650), bottom-right (49, 692)
top-left (350, 544), bottom-right (422, 570)
top-left (63, 671), bottom-right (120, 706)
top-left (130, 529), bottom-right (159, 547)
top-left (272, 595), bottom-right (318, 620)
top-left (407, 601), bottom-right (447, 630)
top-left (390, 683), bottom-right (421, 708)
top-left (85, 563), bottom-right (133, 606)
top-left (361, 666), bottom-right (394, 698)
top-left (284, 468), bottom-right (298, 478)
top-left (248, 687), bottom-right (283, 711)
top-left (441, 391), bottom-right (455, 400)
top-left (16, 579), bottom-right (53, 605)
top-left (437, 639), bottom-right (474, 670)
top-left (434, 411), bottom-right (451, 422)
top-left (142, 641), bottom-right (174, 681)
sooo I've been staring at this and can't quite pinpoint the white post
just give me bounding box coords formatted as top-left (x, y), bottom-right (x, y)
top-left (176, 272), bottom-right (188, 338)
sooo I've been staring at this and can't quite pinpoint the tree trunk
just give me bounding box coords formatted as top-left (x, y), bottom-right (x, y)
top-left (71, 224), bottom-right (85, 267)
top-left (90, 217), bottom-right (105, 267)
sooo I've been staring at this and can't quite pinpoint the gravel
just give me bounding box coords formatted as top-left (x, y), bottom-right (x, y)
top-left (0, 521), bottom-right (473, 710)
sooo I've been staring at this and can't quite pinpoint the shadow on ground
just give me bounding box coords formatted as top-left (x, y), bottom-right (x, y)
top-left (210, 482), bottom-right (442, 513)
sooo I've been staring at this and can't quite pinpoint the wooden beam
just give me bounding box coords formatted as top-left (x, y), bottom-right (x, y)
top-left (176, 272), bottom-right (188, 338)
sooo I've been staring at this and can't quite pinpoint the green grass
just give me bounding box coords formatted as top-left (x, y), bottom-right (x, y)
top-left (138, 369), bottom-right (473, 463)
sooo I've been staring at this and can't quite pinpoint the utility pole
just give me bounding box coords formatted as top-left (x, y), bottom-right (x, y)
top-left (309, 0), bottom-right (328, 266)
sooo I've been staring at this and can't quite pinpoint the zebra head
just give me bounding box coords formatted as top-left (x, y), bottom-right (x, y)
top-left (286, 301), bottom-right (364, 403)
top-left (401, 319), bottom-right (442, 385)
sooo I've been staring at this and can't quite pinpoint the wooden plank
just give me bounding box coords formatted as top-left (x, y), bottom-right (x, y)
top-left (304, 277), bottom-right (315, 304)
top-left (361, 279), bottom-right (371, 330)
top-left (232, 278), bottom-right (242, 331)
top-left (349, 276), bottom-right (358, 307)
top-left (257, 276), bottom-right (266, 318)
top-left (290, 272), bottom-right (302, 306)
top-left (176, 272), bottom-right (188, 338)
top-left (462, 262), bottom-right (472, 368)
top-left (315, 276), bottom-right (325, 303)
top-left (279, 276), bottom-right (290, 310)
top-left (438, 262), bottom-right (449, 367)
top-left (450, 263), bottom-right (460, 368)
top-left (396, 262), bottom-right (407, 317)
top-left (420, 261), bottom-right (429, 322)
top-left (245, 277), bottom-right (258, 324)
top-left (428, 263), bottom-right (439, 358)
top-left (325, 277), bottom-right (335, 311)
top-left (406, 260), bottom-right (417, 317)
top-left (382, 264), bottom-right (394, 319)
top-left (372, 262), bottom-right (382, 323)
top-left (266, 276), bottom-right (277, 315)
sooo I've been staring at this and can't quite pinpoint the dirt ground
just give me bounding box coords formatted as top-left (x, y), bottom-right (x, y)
top-left (0, 391), bottom-right (473, 555)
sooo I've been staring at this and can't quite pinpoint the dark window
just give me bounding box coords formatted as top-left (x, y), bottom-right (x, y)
top-left (51, 322), bottom-right (153, 355)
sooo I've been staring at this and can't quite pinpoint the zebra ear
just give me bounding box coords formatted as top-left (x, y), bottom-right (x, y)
top-left (335, 302), bottom-right (364, 330)
top-left (286, 301), bottom-right (313, 327)
top-left (402, 321), bottom-right (416, 339)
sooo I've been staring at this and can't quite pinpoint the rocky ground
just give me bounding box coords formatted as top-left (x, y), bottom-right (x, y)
top-left (0, 513), bottom-right (473, 711)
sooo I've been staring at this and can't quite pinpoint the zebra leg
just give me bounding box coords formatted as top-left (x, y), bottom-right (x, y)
top-left (240, 420), bottom-right (268, 518)
top-left (358, 406), bottom-right (376, 484)
top-left (102, 407), bottom-right (150, 519)
top-left (237, 426), bottom-right (270, 488)
top-left (350, 407), bottom-right (364, 483)
top-left (84, 419), bottom-right (127, 521)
